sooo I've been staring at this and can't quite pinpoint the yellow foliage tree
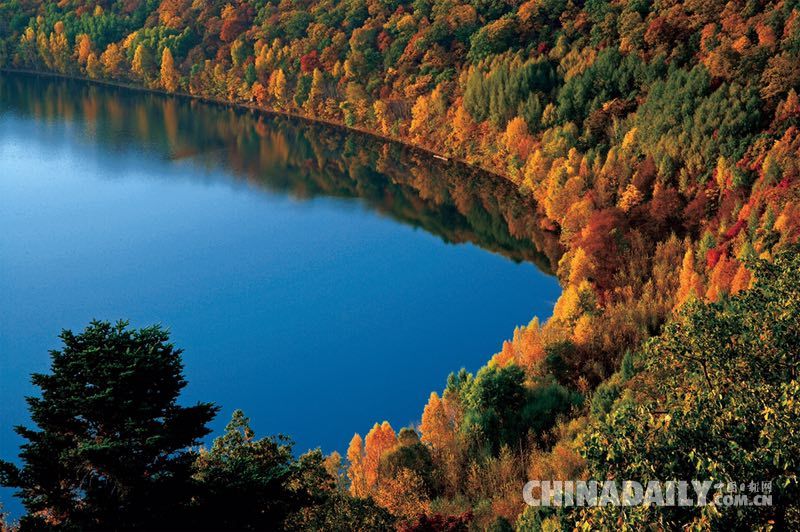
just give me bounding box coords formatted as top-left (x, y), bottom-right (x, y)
top-left (74, 34), bottom-right (92, 68)
top-left (705, 254), bottom-right (739, 301)
top-left (731, 263), bottom-right (752, 294)
top-left (503, 116), bottom-right (534, 161)
top-left (492, 341), bottom-right (515, 367)
top-left (323, 451), bottom-right (346, 491)
top-left (270, 68), bottom-right (287, 106)
top-left (85, 52), bottom-right (101, 79)
top-left (419, 390), bottom-right (463, 494)
top-left (363, 421), bottom-right (396, 491)
top-left (374, 468), bottom-right (430, 520)
top-left (451, 104), bottom-right (476, 149)
top-left (560, 196), bottom-right (595, 243)
top-left (567, 247), bottom-right (595, 285)
top-left (409, 88), bottom-right (445, 143)
top-left (409, 94), bottom-right (431, 140)
top-left (305, 68), bottom-right (325, 115)
top-left (161, 47), bottom-right (180, 92)
top-left (373, 100), bottom-right (392, 136)
top-left (510, 318), bottom-right (547, 371)
top-left (254, 44), bottom-right (270, 76)
top-left (552, 280), bottom-right (595, 323)
top-left (160, 47), bottom-right (180, 92)
top-left (618, 183), bottom-right (643, 212)
top-left (420, 392), bottom-right (454, 451)
top-left (251, 81), bottom-right (268, 105)
top-left (131, 44), bottom-right (152, 82)
top-left (48, 23), bottom-right (70, 73)
top-left (572, 313), bottom-right (595, 346)
top-left (100, 42), bottom-right (125, 78)
top-left (346, 433), bottom-right (367, 497)
top-left (675, 248), bottom-right (703, 307)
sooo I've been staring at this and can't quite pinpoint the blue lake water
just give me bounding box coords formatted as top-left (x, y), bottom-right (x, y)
top-left (0, 73), bottom-right (561, 514)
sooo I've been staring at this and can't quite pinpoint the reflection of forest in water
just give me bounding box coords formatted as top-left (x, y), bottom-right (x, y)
top-left (1, 74), bottom-right (562, 273)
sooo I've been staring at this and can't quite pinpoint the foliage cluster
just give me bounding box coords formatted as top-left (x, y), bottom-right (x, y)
top-left (2, 0), bottom-right (800, 527)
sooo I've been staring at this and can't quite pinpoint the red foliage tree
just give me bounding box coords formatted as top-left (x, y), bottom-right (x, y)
top-left (575, 208), bottom-right (627, 289)
top-left (300, 50), bottom-right (320, 73)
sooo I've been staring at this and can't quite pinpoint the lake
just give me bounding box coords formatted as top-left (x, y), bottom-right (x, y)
top-left (0, 73), bottom-right (560, 511)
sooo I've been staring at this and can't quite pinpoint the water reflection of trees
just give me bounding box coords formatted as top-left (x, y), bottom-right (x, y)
top-left (2, 74), bottom-right (562, 272)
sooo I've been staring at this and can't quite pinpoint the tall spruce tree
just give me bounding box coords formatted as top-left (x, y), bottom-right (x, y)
top-left (0, 320), bottom-right (218, 531)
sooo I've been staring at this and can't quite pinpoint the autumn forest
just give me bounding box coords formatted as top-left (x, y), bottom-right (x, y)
top-left (0, 0), bottom-right (799, 529)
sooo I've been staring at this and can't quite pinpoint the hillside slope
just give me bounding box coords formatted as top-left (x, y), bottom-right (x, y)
top-left (1, 0), bottom-right (799, 528)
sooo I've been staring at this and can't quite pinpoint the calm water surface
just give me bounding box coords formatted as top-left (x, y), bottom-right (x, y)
top-left (0, 73), bottom-right (560, 511)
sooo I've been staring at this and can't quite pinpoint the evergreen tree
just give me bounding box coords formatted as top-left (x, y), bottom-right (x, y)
top-left (191, 410), bottom-right (336, 530)
top-left (0, 320), bottom-right (218, 531)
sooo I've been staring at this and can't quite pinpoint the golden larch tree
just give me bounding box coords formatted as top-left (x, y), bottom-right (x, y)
top-left (131, 44), bottom-right (152, 82)
top-left (74, 34), bottom-right (92, 68)
top-left (363, 421), bottom-right (397, 492)
top-left (270, 68), bottom-right (287, 106)
top-left (420, 392), bottom-right (452, 451)
top-left (566, 247), bottom-right (595, 286)
top-left (160, 47), bottom-right (180, 92)
top-left (100, 42), bottom-right (125, 77)
top-left (451, 103), bottom-right (476, 148)
top-left (346, 433), bottom-right (367, 497)
top-left (305, 68), bottom-right (325, 114)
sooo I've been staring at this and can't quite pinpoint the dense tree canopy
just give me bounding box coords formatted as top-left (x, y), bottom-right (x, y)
top-left (581, 248), bottom-right (800, 529)
top-left (2, 0), bottom-right (800, 526)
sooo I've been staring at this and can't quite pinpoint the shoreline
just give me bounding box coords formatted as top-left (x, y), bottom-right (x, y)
top-left (0, 67), bottom-right (510, 184)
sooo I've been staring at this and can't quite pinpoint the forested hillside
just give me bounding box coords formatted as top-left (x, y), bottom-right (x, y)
top-left (1, 0), bottom-right (799, 528)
